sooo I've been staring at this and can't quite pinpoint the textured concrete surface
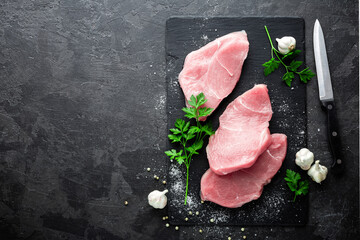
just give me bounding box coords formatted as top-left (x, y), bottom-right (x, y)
top-left (0, 0), bottom-right (358, 240)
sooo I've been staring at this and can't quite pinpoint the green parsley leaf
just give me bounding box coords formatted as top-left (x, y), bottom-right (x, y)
top-left (289, 60), bottom-right (303, 72)
top-left (168, 134), bottom-right (182, 143)
top-left (198, 107), bottom-right (213, 118)
top-left (286, 182), bottom-right (298, 192)
top-left (196, 93), bottom-right (207, 108)
top-left (188, 126), bottom-right (201, 135)
top-left (175, 155), bottom-right (186, 165)
top-left (182, 107), bottom-right (197, 119)
top-left (191, 139), bottom-right (203, 151)
top-left (183, 132), bottom-right (195, 141)
top-left (183, 121), bottom-right (190, 132)
top-left (186, 146), bottom-right (199, 155)
top-left (285, 169), bottom-right (301, 183)
top-left (165, 149), bottom-right (183, 160)
top-left (174, 119), bottom-right (185, 131)
top-left (282, 72), bottom-right (295, 87)
top-left (262, 58), bottom-right (280, 76)
top-left (188, 95), bottom-right (197, 107)
top-left (282, 49), bottom-right (301, 61)
top-left (284, 169), bottom-right (309, 202)
top-left (169, 128), bottom-right (181, 135)
top-left (201, 122), bottom-right (215, 136)
top-left (297, 180), bottom-right (309, 195)
top-left (298, 67), bottom-right (316, 83)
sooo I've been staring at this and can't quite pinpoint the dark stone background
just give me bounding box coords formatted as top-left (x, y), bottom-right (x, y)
top-left (0, 1), bottom-right (358, 240)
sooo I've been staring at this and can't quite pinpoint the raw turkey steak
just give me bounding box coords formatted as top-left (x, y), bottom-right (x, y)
top-left (206, 84), bottom-right (273, 175)
top-left (201, 134), bottom-right (287, 208)
top-left (178, 31), bottom-right (249, 120)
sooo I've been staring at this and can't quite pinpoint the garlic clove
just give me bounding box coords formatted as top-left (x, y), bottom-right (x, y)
top-left (295, 148), bottom-right (314, 170)
top-left (307, 160), bottom-right (328, 184)
top-left (276, 36), bottom-right (296, 55)
top-left (148, 189), bottom-right (168, 209)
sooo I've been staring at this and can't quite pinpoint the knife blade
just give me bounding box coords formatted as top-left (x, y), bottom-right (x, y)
top-left (313, 19), bottom-right (343, 174)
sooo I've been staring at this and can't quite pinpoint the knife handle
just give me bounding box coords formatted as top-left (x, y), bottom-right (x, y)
top-left (322, 101), bottom-right (344, 174)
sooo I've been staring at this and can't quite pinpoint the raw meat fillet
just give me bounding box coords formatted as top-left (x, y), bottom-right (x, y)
top-left (179, 31), bottom-right (249, 120)
top-left (201, 134), bottom-right (287, 208)
top-left (206, 84), bottom-right (273, 175)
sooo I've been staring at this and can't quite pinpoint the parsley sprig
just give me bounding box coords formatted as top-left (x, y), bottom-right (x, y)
top-left (284, 169), bottom-right (309, 202)
top-left (165, 93), bottom-right (215, 205)
top-left (262, 26), bottom-right (315, 87)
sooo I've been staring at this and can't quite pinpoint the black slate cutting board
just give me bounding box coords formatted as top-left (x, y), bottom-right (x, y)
top-left (165, 17), bottom-right (308, 226)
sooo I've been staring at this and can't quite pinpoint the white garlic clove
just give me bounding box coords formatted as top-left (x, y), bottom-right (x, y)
top-left (148, 189), bottom-right (168, 209)
top-left (295, 148), bottom-right (314, 170)
top-left (276, 36), bottom-right (296, 54)
top-left (307, 160), bottom-right (328, 184)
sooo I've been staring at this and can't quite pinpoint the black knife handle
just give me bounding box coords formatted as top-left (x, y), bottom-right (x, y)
top-left (322, 101), bottom-right (344, 174)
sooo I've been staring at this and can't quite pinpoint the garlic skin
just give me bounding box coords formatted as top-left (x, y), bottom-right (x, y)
top-left (308, 160), bottom-right (328, 184)
top-left (295, 148), bottom-right (314, 170)
top-left (148, 190), bottom-right (168, 209)
top-left (276, 36), bottom-right (296, 54)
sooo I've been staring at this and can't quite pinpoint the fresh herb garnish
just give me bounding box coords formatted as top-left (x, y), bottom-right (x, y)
top-left (165, 93), bottom-right (215, 205)
top-left (284, 169), bottom-right (309, 202)
top-left (262, 26), bottom-right (315, 87)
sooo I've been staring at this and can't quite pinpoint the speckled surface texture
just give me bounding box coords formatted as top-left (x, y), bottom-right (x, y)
top-left (0, 1), bottom-right (358, 240)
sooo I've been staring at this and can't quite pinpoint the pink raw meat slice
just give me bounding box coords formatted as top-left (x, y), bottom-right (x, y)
top-left (206, 84), bottom-right (273, 175)
top-left (201, 134), bottom-right (287, 208)
top-left (179, 31), bottom-right (249, 120)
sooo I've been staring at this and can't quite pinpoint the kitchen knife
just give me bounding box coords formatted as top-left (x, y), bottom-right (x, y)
top-left (313, 19), bottom-right (343, 174)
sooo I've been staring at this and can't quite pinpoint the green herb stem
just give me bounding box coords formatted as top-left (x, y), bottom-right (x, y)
top-left (264, 26), bottom-right (275, 58)
top-left (274, 50), bottom-right (289, 73)
top-left (184, 166), bottom-right (189, 205)
top-left (264, 26), bottom-right (288, 73)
